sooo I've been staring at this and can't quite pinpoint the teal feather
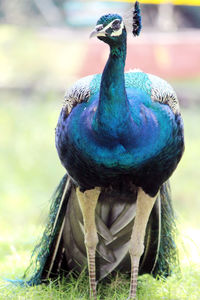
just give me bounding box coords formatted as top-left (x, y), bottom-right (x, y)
top-left (21, 175), bottom-right (70, 285)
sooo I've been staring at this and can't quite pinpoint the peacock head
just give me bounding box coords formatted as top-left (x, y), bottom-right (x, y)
top-left (90, 14), bottom-right (126, 46)
top-left (90, 2), bottom-right (142, 47)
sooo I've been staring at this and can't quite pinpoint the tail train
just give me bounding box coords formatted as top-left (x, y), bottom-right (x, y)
top-left (23, 175), bottom-right (178, 285)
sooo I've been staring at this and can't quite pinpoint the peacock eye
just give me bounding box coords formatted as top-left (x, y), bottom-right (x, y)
top-left (111, 20), bottom-right (121, 30)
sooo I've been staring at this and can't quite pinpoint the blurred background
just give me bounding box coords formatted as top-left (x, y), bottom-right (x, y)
top-left (0, 0), bottom-right (200, 281)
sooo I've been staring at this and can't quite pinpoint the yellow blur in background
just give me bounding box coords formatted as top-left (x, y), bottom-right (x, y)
top-left (106, 0), bottom-right (200, 6)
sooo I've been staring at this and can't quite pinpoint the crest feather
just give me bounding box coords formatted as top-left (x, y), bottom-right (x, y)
top-left (132, 1), bottom-right (142, 36)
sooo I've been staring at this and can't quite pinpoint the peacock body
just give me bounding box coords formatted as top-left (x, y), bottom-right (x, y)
top-left (24, 3), bottom-right (184, 299)
top-left (56, 70), bottom-right (183, 197)
top-left (54, 8), bottom-right (184, 298)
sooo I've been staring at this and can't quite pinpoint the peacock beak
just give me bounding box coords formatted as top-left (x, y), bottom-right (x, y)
top-left (89, 29), bottom-right (99, 38)
top-left (89, 24), bottom-right (106, 38)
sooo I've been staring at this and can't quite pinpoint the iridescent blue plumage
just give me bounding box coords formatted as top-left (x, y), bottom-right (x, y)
top-left (56, 13), bottom-right (184, 197)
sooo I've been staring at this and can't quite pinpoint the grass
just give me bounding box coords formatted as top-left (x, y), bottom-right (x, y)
top-left (0, 266), bottom-right (200, 299)
top-left (0, 95), bottom-right (200, 299)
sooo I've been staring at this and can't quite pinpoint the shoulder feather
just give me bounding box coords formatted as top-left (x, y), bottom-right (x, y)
top-left (63, 74), bottom-right (101, 115)
top-left (148, 73), bottom-right (180, 114)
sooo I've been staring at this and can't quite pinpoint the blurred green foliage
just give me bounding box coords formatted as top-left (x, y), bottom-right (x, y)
top-left (0, 25), bottom-right (82, 91)
top-left (171, 108), bottom-right (200, 227)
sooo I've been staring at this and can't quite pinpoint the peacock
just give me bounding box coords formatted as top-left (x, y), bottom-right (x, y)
top-left (23, 2), bottom-right (184, 299)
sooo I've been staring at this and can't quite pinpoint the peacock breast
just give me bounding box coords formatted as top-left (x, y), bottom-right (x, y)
top-left (56, 85), bottom-right (184, 195)
top-left (56, 87), bottom-right (182, 172)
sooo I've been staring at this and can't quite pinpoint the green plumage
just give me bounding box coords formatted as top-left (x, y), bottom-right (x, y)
top-left (153, 182), bottom-right (179, 276)
top-left (23, 175), bottom-right (70, 285)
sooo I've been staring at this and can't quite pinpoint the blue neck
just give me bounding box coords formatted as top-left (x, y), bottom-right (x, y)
top-left (94, 34), bottom-right (129, 138)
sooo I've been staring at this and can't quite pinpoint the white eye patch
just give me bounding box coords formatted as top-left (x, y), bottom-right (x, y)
top-left (110, 20), bottom-right (124, 36)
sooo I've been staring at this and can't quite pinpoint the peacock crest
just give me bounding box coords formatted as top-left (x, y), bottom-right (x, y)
top-left (132, 1), bottom-right (142, 36)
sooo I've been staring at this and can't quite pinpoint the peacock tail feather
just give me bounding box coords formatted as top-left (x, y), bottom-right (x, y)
top-left (22, 175), bottom-right (70, 285)
top-left (22, 176), bottom-right (178, 285)
top-left (153, 182), bottom-right (179, 277)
